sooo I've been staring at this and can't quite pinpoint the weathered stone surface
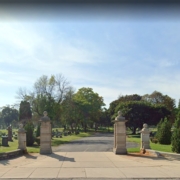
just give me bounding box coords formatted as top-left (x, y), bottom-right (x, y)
top-left (18, 124), bottom-right (27, 151)
top-left (140, 123), bottom-right (150, 149)
top-left (39, 111), bottom-right (52, 154)
top-left (113, 111), bottom-right (128, 155)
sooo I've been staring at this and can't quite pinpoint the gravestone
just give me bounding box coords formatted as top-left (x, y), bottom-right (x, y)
top-left (18, 124), bottom-right (27, 151)
top-left (113, 111), bottom-right (128, 154)
top-left (7, 125), bottom-right (13, 141)
top-left (2, 136), bottom-right (8, 146)
top-left (140, 123), bottom-right (150, 150)
top-left (39, 111), bottom-right (52, 154)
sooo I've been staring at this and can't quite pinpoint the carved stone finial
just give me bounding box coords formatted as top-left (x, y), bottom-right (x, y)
top-left (43, 111), bottom-right (48, 117)
top-left (143, 123), bottom-right (148, 128)
top-left (116, 110), bottom-right (126, 121)
top-left (18, 123), bottom-right (26, 133)
top-left (40, 111), bottom-right (50, 122)
top-left (140, 123), bottom-right (149, 134)
top-left (118, 111), bottom-right (122, 116)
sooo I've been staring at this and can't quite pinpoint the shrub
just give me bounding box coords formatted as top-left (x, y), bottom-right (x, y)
top-left (24, 121), bottom-right (35, 146)
top-left (35, 136), bottom-right (40, 145)
top-left (171, 113), bottom-right (180, 153)
top-left (156, 118), bottom-right (171, 145)
top-left (150, 137), bottom-right (158, 144)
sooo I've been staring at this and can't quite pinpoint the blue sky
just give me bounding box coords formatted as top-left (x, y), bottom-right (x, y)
top-left (0, 5), bottom-right (180, 108)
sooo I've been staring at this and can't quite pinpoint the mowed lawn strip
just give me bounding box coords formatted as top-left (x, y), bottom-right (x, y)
top-left (126, 134), bottom-right (173, 153)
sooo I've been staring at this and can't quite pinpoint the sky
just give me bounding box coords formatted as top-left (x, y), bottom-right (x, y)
top-left (0, 4), bottom-right (180, 109)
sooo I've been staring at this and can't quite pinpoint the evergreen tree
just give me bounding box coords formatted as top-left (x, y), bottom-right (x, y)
top-left (19, 101), bottom-right (32, 124)
top-left (36, 123), bottom-right (41, 137)
top-left (157, 118), bottom-right (172, 145)
top-left (24, 121), bottom-right (34, 146)
top-left (171, 112), bottom-right (180, 153)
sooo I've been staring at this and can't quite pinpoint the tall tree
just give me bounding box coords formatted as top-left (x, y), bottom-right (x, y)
top-left (74, 87), bottom-right (105, 132)
top-left (171, 112), bottom-right (180, 153)
top-left (16, 74), bottom-right (71, 121)
top-left (1, 106), bottom-right (19, 126)
top-left (142, 91), bottom-right (176, 123)
top-left (61, 87), bottom-right (82, 132)
top-left (19, 101), bottom-right (32, 122)
top-left (114, 101), bottom-right (170, 134)
top-left (108, 94), bottom-right (142, 121)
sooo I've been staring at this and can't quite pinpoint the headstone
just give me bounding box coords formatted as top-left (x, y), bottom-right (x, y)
top-left (39, 111), bottom-right (52, 154)
top-left (2, 136), bottom-right (8, 146)
top-left (18, 124), bottom-right (27, 151)
top-left (113, 111), bottom-right (128, 154)
top-left (140, 123), bottom-right (150, 150)
top-left (7, 124), bottom-right (13, 141)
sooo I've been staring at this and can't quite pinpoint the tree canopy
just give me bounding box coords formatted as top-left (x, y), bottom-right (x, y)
top-left (1, 106), bottom-right (19, 126)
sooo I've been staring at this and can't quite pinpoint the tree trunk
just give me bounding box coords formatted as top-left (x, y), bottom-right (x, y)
top-left (132, 127), bottom-right (137, 135)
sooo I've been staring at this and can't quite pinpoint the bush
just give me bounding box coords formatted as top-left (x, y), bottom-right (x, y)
top-left (35, 136), bottom-right (40, 145)
top-left (24, 121), bottom-right (35, 146)
top-left (75, 131), bottom-right (79, 135)
top-left (150, 137), bottom-right (158, 144)
top-left (156, 118), bottom-right (171, 145)
top-left (172, 113), bottom-right (180, 153)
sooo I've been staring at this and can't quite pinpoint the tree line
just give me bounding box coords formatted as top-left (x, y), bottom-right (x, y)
top-left (0, 73), bottom-right (179, 135)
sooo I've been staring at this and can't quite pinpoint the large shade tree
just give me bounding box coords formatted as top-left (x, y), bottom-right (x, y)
top-left (1, 106), bottom-right (19, 126)
top-left (74, 87), bottom-right (105, 132)
top-left (113, 101), bottom-right (170, 134)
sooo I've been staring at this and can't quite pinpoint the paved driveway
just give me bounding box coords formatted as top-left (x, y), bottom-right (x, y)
top-left (52, 132), bottom-right (139, 152)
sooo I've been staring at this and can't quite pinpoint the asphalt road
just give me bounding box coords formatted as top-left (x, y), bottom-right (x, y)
top-left (52, 133), bottom-right (139, 152)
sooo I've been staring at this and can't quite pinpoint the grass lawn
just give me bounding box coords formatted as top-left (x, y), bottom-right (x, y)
top-left (126, 134), bottom-right (173, 153)
top-left (0, 131), bottom-right (94, 153)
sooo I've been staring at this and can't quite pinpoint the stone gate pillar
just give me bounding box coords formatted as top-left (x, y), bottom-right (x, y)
top-left (140, 123), bottom-right (150, 150)
top-left (40, 111), bottom-right (52, 154)
top-left (113, 111), bottom-right (128, 154)
top-left (18, 124), bottom-right (27, 151)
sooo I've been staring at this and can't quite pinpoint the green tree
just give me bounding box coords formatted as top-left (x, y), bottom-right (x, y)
top-left (24, 121), bottom-right (34, 146)
top-left (19, 101), bottom-right (32, 123)
top-left (61, 87), bottom-right (82, 132)
top-left (114, 101), bottom-right (170, 134)
top-left (156, 118), bottom-right (172, 145)
top-left (142, 91), bottom-right (176, 123)
top-left (109, 94), bottom-right (142, 120)
top-left (99, 108), bottom-right (111, 132)
top-left (171, 112), bottom-right (180, 153)
top-left (74, 87), bottom-right (105, 132)
top-left (16, 74), bottom-right (70, 123)
top-left (1, 106), bottom-right (19, 126)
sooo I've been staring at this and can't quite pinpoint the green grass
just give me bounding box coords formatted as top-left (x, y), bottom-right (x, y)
top-left (126, 134), bottom-right (173, 153)
top-left (0, 139), bottom-right (19, 153)
top-left (0, 131), bottom-right (94, 153)
top-left (51, 132), bottom-right (93, 146)
top-left (150, 142), bottom-right (172, 153)
top-left (127, 147), bottom-right (140, 153)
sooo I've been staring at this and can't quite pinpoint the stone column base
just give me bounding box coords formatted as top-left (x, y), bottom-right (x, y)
top-left (40, 148), bottom-right (52, 155)
top-left (113, 147), bottom-right (127, 155)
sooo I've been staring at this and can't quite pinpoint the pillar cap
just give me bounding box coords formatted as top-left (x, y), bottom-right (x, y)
top-left (113, 111), bottom-right (128, 122)
top-left (40, 111), bottom-right (50, 122)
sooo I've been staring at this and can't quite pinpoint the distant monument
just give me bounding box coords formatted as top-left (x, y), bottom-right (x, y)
top-left (39, 111), bottom-right (52, 154)
top-left (113, 111), bottom-right (128, 154)
top-left (7, 124), bottom-right (13, 141)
